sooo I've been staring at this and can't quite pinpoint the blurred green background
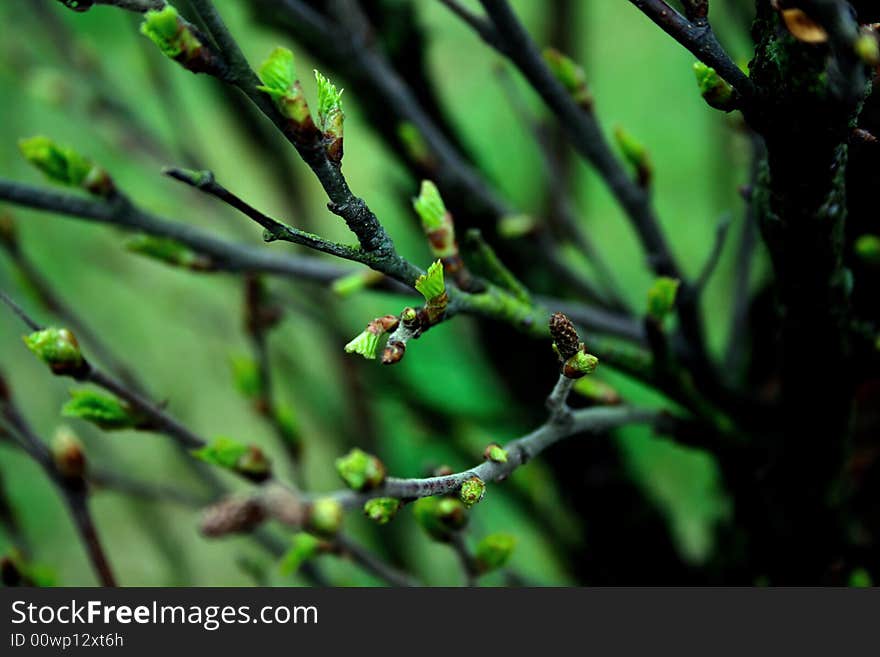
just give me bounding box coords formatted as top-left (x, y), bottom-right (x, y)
top-left (0, 0), bottom-right (762, 585)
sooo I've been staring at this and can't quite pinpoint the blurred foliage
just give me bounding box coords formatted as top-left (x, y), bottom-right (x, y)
top-left (0, 0), bottom-right (762, 585)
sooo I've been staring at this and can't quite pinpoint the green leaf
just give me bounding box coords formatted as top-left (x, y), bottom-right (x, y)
top-left (335, 448), bottom-right (386, 491)
top-left (344, 329), bottom-right (382, 360)
top-left (414, 260), bottom-right (445, 302)
top-left (614, 125), bottom-right (650, 173)
top-left (485, 444), bottom-right (508, 463)
top-left (474, 533), bottom-right (516, 573)
top-left (62, 389), bottom-right (139, 431)
top-left (279, 533), bottom-right (324, 576)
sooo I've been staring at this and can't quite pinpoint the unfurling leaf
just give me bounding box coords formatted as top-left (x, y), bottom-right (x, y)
top-left (62, 389), bottom-right (140, 430)
top-left (140, 6), bottom-right (202, 60)
top-left (414, 260), bottom-right (446, 302)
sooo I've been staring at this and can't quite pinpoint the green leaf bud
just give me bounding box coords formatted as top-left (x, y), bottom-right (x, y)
top-left (229, 355), bottom-right (261, 400)
top-left (308, 497), bottom-right (344, 536)
top-left (193, 437), bottom-right (272, 482)
top-left (23, 328), bottom-right (86, 377)
top-left (483, 443), bottom-right (508, 464)
top-left (335, 447), bottom-right (386, 491)
top-left (279, 533), bottom-right (326, 575)
top-left (647, 277), bottom-right (681, 322)
top-left (140, 6), bottom-right (202, 62)
top-left (459, 476), bottom-right (486, 508)
top-left (413, 180), bottom-right (448, 232)
top-left (474, 532), bottom-right (516, 573)
top-left (613, 125), bottom-right (652, 186)
top-left (396, 122), bottom-right (434, 166)
top-left (363, 497), bottom-right (402, 525)
top-left (18, 136), bottom-right (114, 196)
top-left (62, 389), bottom-right (140, 430)
top-left (257, 47), bottom-right (312, 125)
top-left (125, 235), bottom-right (211, 270)
top-left (543, 47), bottom-right (593, 108)
top-left (563, 348), bottom-right (599, 379)
top-left (412, 496), bottom-right (468, 541)
top-left (693, 62), bottom-right (735, 111)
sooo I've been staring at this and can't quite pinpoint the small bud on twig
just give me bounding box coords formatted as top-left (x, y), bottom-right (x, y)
top-left (257, 47), bottom-right (318, 141)
top-left (413, 496), bottom-right (468, 541)
top-left (693, 62), bottom-right (736, 112)
top-left (18, 136), bottom-right (115, 197)
top-left (543, 48), bottom-right (593, 110)
top-left (335, 448), bottom-right (386, 491)
top-left (562, 348), bottom-right (599, 379)
top-left (192, 437), bottom-right (272, 482)
top-left (474, 532), bottom-right (516, 573)
top-left (483, 443), bottom-right (508, 463)
top-left (647, 277), bottom-right (681, 322)
top-left (62, 389), bottom-right (142, 430)
top-left (459, 476), bottom-right (486, 508)
top-left (140, 6), bottom-right (223, 75)
top-left (307, 498), bottom-right (344, 536)
top-left (51, 426), bottom-right (86, 480)
top-left (23, 328), bottom-right (88, 378)
top-left (363, 497), bottom-right (402, 525)
top-left (614, 126), bottom-right (652, 188)
top-left (854, 235), bottom-right (880, 266)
